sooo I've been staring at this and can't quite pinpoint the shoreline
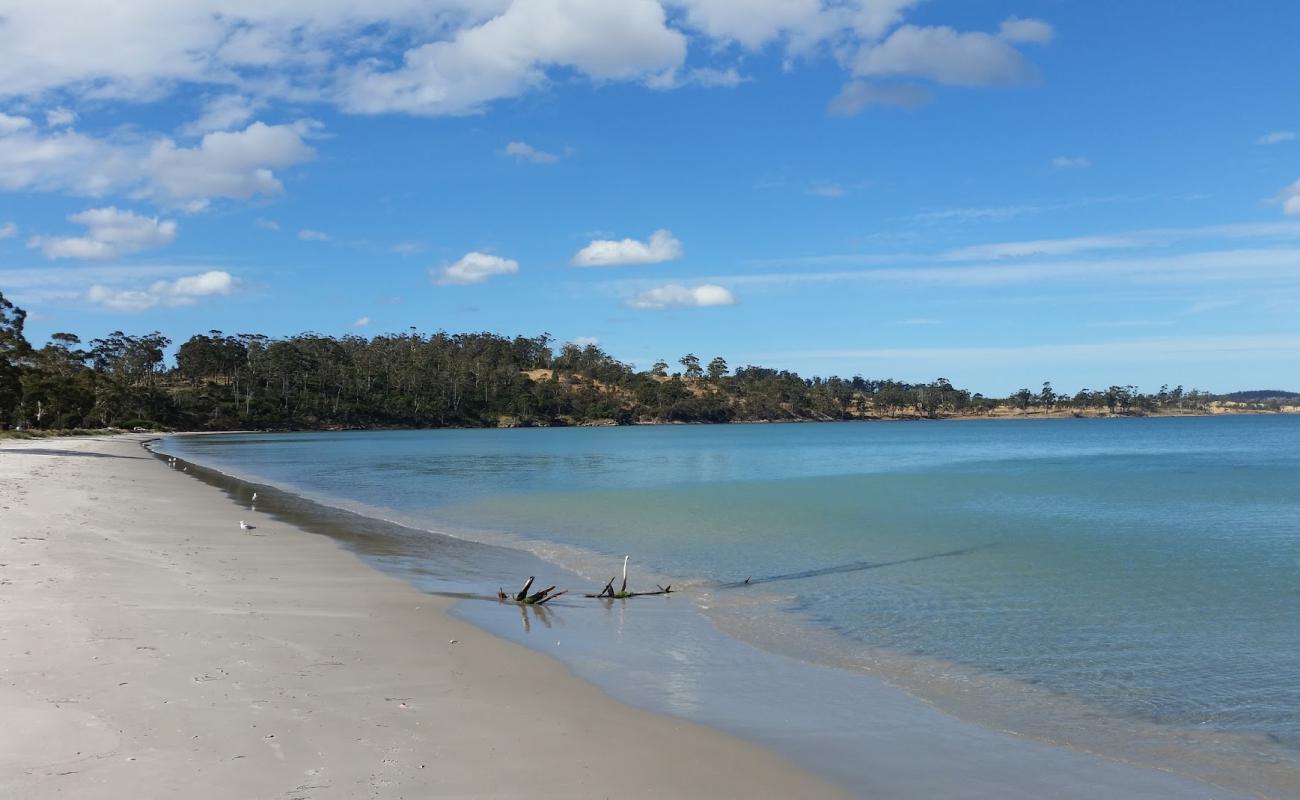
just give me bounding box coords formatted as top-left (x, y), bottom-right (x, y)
top-left (152, 433), bottom-right (1268, 797)
top-left (4, 403), bottom-right (1294, 441)
top-left (0, 434), bottom-right (844, 799)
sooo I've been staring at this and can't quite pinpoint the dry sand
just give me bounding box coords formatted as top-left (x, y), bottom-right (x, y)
top-left (0, 435), bottom-right (844, 799)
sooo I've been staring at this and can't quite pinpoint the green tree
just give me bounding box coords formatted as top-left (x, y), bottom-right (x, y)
top-left (706, 356), bottom-right (729, 381)
top-left (679, 353), bottom-right (703, 380)
top-left (0, 291), bottom-right (31, 425)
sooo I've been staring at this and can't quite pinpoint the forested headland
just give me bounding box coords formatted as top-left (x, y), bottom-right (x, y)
top-left (0, 291), bottom-right (1291, 432)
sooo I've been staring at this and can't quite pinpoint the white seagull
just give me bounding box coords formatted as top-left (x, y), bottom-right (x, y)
top-left (239, 520), bottom-right (256, 531)
top-left (251, 492), bottom-right (258, 501)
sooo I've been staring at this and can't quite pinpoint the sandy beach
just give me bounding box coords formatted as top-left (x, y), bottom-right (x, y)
top-left (0, 435), bottom-right (844, 799)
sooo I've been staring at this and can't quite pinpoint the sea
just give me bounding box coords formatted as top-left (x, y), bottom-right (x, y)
top-left (155, 415), bottom-right (1300, 796)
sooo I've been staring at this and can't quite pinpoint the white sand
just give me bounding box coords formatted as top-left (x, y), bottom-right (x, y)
top-left (0, 435), bottom-right (844, 799)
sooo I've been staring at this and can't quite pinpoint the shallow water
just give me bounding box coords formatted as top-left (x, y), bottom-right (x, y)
top-left (159, 416), bottom-right (1300, 794)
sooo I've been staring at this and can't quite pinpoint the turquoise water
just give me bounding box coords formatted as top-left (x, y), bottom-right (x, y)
top-left (162, 417), bottom-right (1300, 784)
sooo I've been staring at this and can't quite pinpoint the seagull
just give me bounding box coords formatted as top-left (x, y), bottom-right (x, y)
top-left (251, 492), bottom-right (258, 501)
top-left (239, 521), bottom-right (256, 531)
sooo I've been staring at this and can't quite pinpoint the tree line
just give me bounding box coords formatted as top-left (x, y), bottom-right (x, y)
top-left (0, 290), bottom-right (1234, 432)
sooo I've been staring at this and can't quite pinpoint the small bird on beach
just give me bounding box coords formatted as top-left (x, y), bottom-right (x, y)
top-left (251, 492), bottom-right (258, 501)
top-left (239, 520), bottom-right (256, 531)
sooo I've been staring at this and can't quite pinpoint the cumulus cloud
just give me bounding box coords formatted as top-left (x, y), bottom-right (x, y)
top-left (854, 24), bottom-right (1038, 87)
top-left (1052, 155), bottom-right (1091, 170)
top-left (827, 80), bottom-right (930, 116)
top-left (1258, 131), bottom-right (1297, 146)
top-left (298, 228), bottom-right (332, 241)
top-left (503, 141), bottom-right (561, 164)
top-left (30, 207), bottom-right (177, 260)
top-left (341, 0), bottom-right (688, 116)
top-left (86, 269), bottom-right (236, 311)
top-left (0, 1), bottom-right (1052, 123)
top-left (0, 118), bottom-right (316, 205)
top-left (435, 251), bottom-right (520, 284)
top-left (145, 121), bottom-right (318, 205)
top-left (0, 221), bottom-right (16, 239)
top-left (624, 283), bottom-right (735, 309)
top-left (572, 229), bottom-right (683, 266)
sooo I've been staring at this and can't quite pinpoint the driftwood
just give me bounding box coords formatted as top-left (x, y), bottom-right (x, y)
top-left (497, 576), bottom-right (567, 605)
top-left (584, 556), bottom-right (673, 599)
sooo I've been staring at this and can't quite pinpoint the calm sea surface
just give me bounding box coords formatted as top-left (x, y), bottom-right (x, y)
top-left (161, 416), bottom-right (1300, 787)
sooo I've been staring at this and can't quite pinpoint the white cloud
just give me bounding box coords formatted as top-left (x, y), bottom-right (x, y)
top-left (145, 121), bottom-right (318, 204)
top-left (45, 107), bottom-right (77, 127)
top-left (827, 81), bottom-right (929, 116)
top-left (86, 269), bottom-right (236, 311)
top-left (341, 0), bottom-right (688, 116)
top-left (1257, 131), bottom-right (1296, 146)
top-left (1277, 179), bottom-right (1300, 215)
top-left (913, 205), bottom-right (1040, 224)
top-left (392, 241), bottom-right (424, 255)
top-left (572, 229), bottom-right (683, 266)
top-left (254, 218), bottom-right (280, 231)
top-left (181, 94), bottom-right (263, 136)
top-left (998, 17), bottom-right (1054, 45)
top-left (435, 251), bottom-right (520, 285)
top-left (352, 316), bottom-right (372, 328)
top-left (0, 112), bottom-right (32, 134)
top-left (673, 0), bottom-right (822, 49)
top-left (0, 118), bottom-right (316, 205)
top-left (0, 1), bottom-right (1053, 126)
top-left (709, 247), bottom-right (1300, 289)
top-left (855, 25), bottom-right (1036, 87)
top-left (298, 228), bottom-right (332, 241)
top-left (570, 335), bottom-right (599, 347)
top-left (946, 233), bottom-right (1147, 261)
top-left (1052, 155), bottom-right (1091, 170)
top-left (625, 283), bottom-right (735, 309)
top-left (503, 141), bottom-right (561, 164)
top-left (646, 66), bottom-right (745, 90)
top-left (0, 221), bottom-right (16, 239)
top-left (0, 123), bottom-right (139, 195)
top-left (30, 206), bottom-right (177, 260)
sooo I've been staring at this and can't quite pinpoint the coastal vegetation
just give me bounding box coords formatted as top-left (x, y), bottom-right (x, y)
top-left (0, 291), bottom-right (1286, 431)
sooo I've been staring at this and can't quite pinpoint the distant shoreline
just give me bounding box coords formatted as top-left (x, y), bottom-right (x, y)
top-left (6, 402), bottom-right (1296, 439)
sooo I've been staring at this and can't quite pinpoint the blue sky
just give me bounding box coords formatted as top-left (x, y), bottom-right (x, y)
top-left (1, 0), bottom-right (1298, 395)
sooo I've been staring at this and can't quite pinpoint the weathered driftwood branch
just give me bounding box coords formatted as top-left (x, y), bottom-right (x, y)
top-left (584, 556), bottom-right (673, 599)
top-left (497, 576), bottom-right (567, 605)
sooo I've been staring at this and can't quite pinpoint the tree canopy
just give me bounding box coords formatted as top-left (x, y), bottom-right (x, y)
top-left (0, 291), bottom-right (1241, 432)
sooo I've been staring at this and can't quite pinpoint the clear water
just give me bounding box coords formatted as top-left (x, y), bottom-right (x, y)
top-left (161, 417), bottom-right (1300, 787)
